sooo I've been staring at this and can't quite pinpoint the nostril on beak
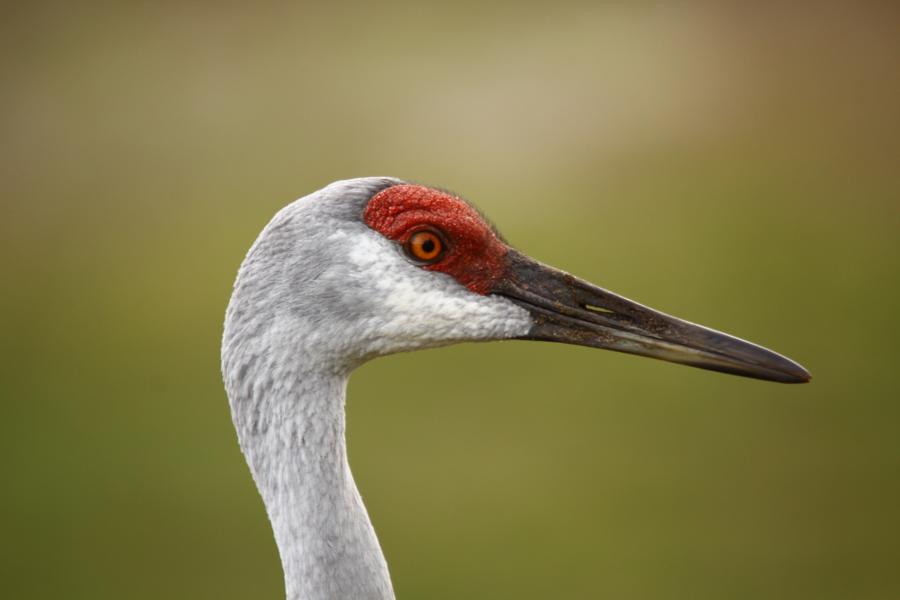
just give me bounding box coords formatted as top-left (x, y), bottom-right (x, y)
top-left (583, 304), bottom-right (614, 315)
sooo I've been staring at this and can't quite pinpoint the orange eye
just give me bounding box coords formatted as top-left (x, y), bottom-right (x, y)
top-left (406, 230), bottom-right (444, 263)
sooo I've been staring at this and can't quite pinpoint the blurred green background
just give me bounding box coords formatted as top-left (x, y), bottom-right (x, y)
top-left (2, 2), bottom-right (898, 599)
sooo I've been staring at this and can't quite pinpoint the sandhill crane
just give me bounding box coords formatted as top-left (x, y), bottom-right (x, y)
top-left (221, 177), bottom-right (810, 600)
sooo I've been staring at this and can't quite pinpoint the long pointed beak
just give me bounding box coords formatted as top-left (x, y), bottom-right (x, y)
top-left (492, 250), bottom-right (811, 384)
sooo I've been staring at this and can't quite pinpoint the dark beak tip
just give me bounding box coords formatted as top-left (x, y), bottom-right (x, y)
top-left (774, 372), bottom-right (811, 384)
top-left (768, 354), bottom-right (812, 384)
top-left (720, 349), bottom-right (811, 384)
top-left (787, 366), bottom-right (813, 384)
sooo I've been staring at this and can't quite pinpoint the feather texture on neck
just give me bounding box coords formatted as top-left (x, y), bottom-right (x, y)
top-left (224, 348), bottom-right (395, 600)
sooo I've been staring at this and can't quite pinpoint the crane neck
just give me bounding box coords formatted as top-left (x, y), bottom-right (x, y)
top-left (227, 365), bottom-right (395, 600)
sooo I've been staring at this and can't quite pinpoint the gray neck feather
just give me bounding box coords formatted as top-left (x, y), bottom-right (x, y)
top-left (227, 361), bottom-right (394, 600)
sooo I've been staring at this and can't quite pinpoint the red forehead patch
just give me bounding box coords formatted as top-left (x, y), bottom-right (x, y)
top-left (364, 184), bottom-right (508, 294)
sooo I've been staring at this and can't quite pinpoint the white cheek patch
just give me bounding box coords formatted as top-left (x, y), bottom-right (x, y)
top-left (348, 230), bottom-right (532, 351)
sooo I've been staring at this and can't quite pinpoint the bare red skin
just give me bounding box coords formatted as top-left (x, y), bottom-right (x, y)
top-left (364, 184), bottom-right (508, 295)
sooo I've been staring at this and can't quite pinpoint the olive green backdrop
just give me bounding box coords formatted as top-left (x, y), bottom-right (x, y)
top-left (2, 2), bottom-right (898, 599)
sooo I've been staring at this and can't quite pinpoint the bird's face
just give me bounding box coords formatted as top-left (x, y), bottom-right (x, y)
top-left (358, 182), bottom-right (809, 383)
top-left (228, 178), bottom-right (808, 382)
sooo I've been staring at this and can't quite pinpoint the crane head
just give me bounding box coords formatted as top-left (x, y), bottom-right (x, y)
top-left (226, 177), bottom-right (810, 383)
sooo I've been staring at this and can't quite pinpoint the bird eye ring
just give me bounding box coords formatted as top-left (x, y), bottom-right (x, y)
top-left (405, 229), bottom-right (445, 263)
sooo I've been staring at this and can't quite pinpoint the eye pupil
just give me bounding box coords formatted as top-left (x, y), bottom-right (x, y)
top-left (422, 239), bottom-right (434, 253)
